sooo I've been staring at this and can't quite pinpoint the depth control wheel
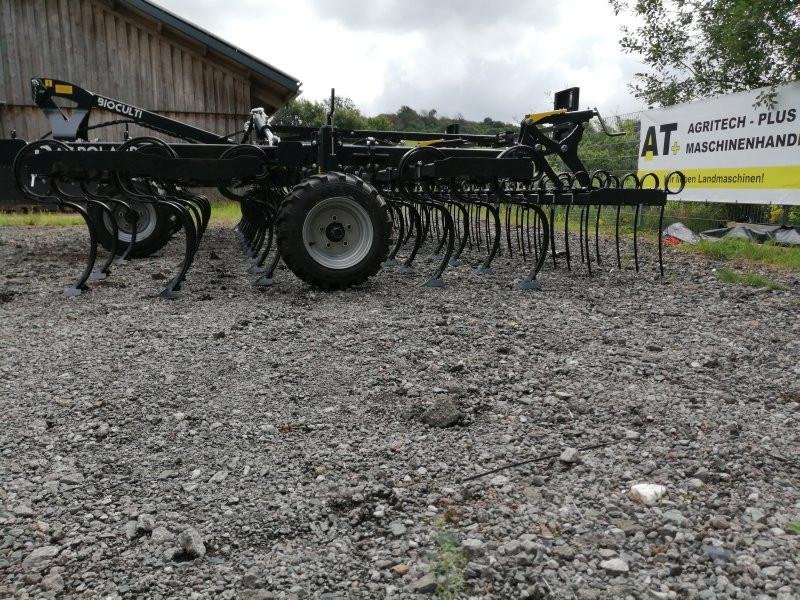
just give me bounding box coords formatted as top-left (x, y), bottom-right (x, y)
top-left (276, 172), bottom-right (392, 289)
top-left (88, 200), bottom-right (175, 258)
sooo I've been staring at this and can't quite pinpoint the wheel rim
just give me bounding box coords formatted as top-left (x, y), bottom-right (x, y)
top-left (301, 196), bottom-right (374, 269)
top-left (104, 201), bottom-right (157, 242)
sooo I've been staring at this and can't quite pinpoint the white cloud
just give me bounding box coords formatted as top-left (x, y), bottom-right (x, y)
top-left (157, 0), bottom-right (647, 121)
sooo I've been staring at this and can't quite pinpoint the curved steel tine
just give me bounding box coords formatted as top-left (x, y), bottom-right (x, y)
top-left (447, 182), bottom-right (470, 266)
top-left (431, 195), bottom-right (442, 256)
top-left (419, 201), bottom-right (432, 242)
top-left (594, 205), bottom-right (602, 266)
top-left (633, 203), bottom-right (641, 273)
top-left (253, 249), bottom-right (281, 287)
top-left (504, 199), bottom-right (513, 260)
top-left (424, 202), bottom-right (455, 287)
top-left (518, 204), bottom-right (550, 290)
top-left (159, 198), bottom-right (197, 299)
top-left (49, 175), bottom-right (106, 292)
top-left (248, 202), bottom-right (276, 274)
top-left (88, 199), bottom-right (118, 281)
top-left (658, 202), bottom-right (666, 277)
top-left (483, 197), bottom-right (492, 256)
top-left (473, 197), bottom-right (482, 250)
top-left (578, 206), bottom-right (585, 263)
top-left (402, 201), bottom-right (415, 245)
top-left (615, 205), bottom-right (622, 269)
top-left (383, 201), bottom-right (405, 267)
top-left (431, 195), bottom-right (450, 261)
top-left (474, 182), bottom-right (502, 275)
top-left (549, 206), bottom-right (557, 268)
top-left (194, 192), bottom-right (212, 233)
top-left (399, 201), bottom-right (424, 273)
top-left (564, 203), bottom-right (572, 271)
top-left (83, 181), bottom-right (139, 265)
top-left (583, 203), bottom-right (593, 276)
top-left (59, 200), bottom-right (99, 297)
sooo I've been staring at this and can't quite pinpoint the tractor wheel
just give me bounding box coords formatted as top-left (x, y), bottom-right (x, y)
top-left (88, 200), bottom-right (175, 258)
top-left (276, 172), bottom-right (392, 289)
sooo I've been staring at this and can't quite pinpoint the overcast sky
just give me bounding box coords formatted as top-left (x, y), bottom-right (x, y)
top-left (158, 0), bottom-right (645, 122)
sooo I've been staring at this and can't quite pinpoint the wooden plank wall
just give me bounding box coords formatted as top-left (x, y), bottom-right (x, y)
top-left (0, 0), bottom-right (252, 141)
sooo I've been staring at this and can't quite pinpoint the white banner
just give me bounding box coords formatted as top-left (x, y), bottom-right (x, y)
top-left (637, 82), bottom-right (800, 205)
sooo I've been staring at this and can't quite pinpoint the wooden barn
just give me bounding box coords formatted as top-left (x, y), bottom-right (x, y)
top-left (0, 0), bottom-right (302, 141)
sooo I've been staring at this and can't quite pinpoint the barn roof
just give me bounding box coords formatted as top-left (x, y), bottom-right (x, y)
top-left (119, 0), bottom-right (302, 110)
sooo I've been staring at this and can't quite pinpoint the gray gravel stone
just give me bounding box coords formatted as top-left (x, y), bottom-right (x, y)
top-left (420, 398), bottom-right (464, 428)
top-left (462, 538), bottom-right (485, 557)
top-left (559, 447), bottom-right (581, 464)
top-left (177, 527), bottom-right (206, 559)
top-left (600, 558), bottom-right (629, 573)
top-left (150, 527), bottom-right (171, 544)
top-left (663, 509), bottom-right (687, 526)
top-left (1, 226), bottom-right (798, 598)
top-left (411, 573), bottom-right (437, 594)
top-left (41, 570), bottom-right (64, 593)
top-left (21, 546), bottom-right (60, 571)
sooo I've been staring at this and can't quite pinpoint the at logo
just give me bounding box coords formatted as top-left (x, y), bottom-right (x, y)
top-left (641, 122), bottom-right (678, 160)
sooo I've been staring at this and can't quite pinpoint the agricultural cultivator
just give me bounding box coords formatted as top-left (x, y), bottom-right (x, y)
top-left (8, 78), bottom-right (685, 297)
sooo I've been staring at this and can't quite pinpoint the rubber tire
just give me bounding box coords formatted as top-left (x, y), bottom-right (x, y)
top-left (276, 172), bottom-right (392, 289)
top-left (88, 202), bottom-right (175, 258)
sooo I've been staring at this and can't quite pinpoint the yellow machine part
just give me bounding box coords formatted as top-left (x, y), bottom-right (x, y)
top-left (526, 109), bottom-right (567, 123)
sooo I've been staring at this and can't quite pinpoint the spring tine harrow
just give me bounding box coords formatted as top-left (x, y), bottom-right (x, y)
top-left (9, 77), bottom-right (688, 297)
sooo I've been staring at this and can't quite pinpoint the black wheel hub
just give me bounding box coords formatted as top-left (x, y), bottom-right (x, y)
top-left (325, 222), bottom-right (346, 242)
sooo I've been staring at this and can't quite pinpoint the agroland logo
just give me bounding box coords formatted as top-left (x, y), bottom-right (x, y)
top-left (96, 96), bottom-right (143, 119)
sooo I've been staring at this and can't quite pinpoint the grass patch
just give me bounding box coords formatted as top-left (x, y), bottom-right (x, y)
top-left (1, 200), bottom-right (243, 228)
top-left (0, 211), bottom-right (85, 227)
top-left (208, 200), bottom-right (241, 225)
top-left (715, 267), bottom-right (787, 290)
top-left (431, 530), bottom-right (467, 600)
top-left (681, 237), bottom-right (800, 272)
top-left (787, 521), bottom-right (800, 535)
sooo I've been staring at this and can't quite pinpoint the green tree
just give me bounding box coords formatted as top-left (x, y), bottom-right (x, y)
top-left (610, 0), bottom-right (800, 106)
top-left (271, 98), bottom-right (326, 127)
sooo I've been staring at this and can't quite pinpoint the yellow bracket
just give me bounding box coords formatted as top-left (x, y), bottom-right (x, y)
top-left (526, 109), bottom-right (567, 123)
top-left (417, 139), bottom-right (445, 147)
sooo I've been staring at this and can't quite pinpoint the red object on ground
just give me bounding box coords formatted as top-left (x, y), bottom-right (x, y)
top-left (663, 236), bottom-right (682, 246)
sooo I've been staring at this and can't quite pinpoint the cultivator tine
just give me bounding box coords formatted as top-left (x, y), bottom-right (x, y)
top-left (60, 201), bottom-right (98, 296)
top-left (582, 203), bottom-right (592, 277)
top-left (398, 201), bottom-right (424, 273)
top-left (518, 204), bottom-right (550, 290)
top-left (253, 249), bottom-right (281, 287)
top-left (563, 203), bottom-right (572, 271)
top-left (383, 199), bottom-right (405, 267)
top-left (504, 197), bottom-right (514, 260)
top-left (448, 183), bottom-right (470, 267)
top-left (423, 200), bottom-right (455, 288)
top-left (633, 203), bottom-right (641, 273)
top-left (594, 205), bottom-right (602, 266)
top-left (248, 202), bottom-right (277, 274)
top-left (53, 179), bottom-right (119, 283)
top-left (615, 204), bottom-right (622, 269)
top-left (87, 200), bottom-right (117, 281)
top-left (475, 200), bottom-right (501, 275)
top-left (660, 170), bottom-right (687, 277)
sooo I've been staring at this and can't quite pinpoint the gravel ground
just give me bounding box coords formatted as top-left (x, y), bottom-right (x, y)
top-left (1, 224), bottom-right (799, 599)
